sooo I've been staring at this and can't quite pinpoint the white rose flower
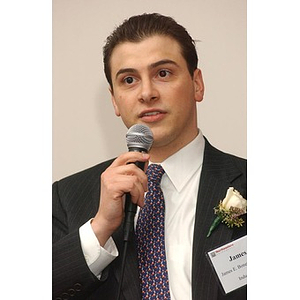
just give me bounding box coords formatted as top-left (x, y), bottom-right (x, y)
top-left (221, 187), bottom-right (247, 214)
top-left (207, 187), bottom-right (247, 238)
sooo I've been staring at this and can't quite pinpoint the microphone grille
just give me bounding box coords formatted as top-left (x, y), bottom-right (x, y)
top-left (126, 124), bottom-right (154, 152)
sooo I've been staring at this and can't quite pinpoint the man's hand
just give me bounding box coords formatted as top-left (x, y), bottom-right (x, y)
top-left (91, 152), bottom-right (149, 246)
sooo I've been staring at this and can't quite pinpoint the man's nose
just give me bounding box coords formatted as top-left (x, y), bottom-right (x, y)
top-left (138, 79), bottom-right (159, 103)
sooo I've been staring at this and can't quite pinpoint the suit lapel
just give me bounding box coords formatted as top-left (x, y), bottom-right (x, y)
top-left (192, 139), bottom-right (246, 300)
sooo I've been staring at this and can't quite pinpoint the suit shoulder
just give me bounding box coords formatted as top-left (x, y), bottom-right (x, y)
top-left (204, 137), bottom-right (247, 173)
top-left (224, 151), bottom-right (247, 172)
top-left (54, 158), bottom-right (115, 187)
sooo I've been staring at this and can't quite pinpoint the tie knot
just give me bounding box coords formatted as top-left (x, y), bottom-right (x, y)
top-left (146, 164), bottom-right (165, 184)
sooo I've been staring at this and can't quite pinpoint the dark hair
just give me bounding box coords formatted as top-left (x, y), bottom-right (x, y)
top-left (103, 13), bottom-right (198, 88)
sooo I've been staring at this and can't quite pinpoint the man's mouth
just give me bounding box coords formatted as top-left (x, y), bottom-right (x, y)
top-left (142, 111), bottom-right (161, 116)
top-left (139, 110), bottom-right (166, 122)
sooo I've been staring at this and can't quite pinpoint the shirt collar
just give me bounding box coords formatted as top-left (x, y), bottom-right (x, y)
top-left (150, 130), bottom-right (205, 192)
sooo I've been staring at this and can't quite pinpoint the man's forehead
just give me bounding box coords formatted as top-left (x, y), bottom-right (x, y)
top-left (109, 35), bottom-right (183, 69)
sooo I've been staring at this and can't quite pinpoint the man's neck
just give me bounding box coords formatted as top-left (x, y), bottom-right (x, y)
top-left (149, 129), bottom-right (199, 163)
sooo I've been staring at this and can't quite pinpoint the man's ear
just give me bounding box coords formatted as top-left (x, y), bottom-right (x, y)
top-left (193, 68), bottom-right (205, 102)
top-left (109, 87), bottom-right (121, 116)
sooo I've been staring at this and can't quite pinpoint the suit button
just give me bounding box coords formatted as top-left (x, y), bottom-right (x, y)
top-left (68, 288), bottom-right (76, 296)
top-left (61, 292), bottom-right (69, 300)
top-left (74, 283), bottom-right (82, 291)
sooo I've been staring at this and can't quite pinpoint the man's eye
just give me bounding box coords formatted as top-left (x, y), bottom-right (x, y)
top-left (158, 70), bottom-right (170, 78)
top-left (124, 76), bottom-right (134, 84)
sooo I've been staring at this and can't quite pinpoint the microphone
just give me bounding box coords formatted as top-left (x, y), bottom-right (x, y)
top-left (117, 124), bottom-right (153, 299)
top-left (123, 124), bottom-right (153, 241)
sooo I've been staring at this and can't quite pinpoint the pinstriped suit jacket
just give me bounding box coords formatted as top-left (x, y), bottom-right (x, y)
top-left (52, 138), bottom-right (247, 300)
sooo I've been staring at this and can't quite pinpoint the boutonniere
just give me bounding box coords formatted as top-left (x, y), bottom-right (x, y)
top-left (207, 187), bottom-right (247, 238)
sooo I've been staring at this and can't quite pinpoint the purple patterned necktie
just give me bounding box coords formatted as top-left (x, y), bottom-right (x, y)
top-left (136, 164), bottom-right (171, 299)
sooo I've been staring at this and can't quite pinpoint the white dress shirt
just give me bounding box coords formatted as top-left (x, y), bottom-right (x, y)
top-left (79, 130), bottom-right (205, 299)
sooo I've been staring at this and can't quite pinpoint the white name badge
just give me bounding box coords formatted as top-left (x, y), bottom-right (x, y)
top-left (206, 235), bottom-right (247, 294)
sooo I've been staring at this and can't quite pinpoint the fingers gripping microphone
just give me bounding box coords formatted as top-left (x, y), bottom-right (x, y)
top-left (123, 124), bottom-right (153, 241)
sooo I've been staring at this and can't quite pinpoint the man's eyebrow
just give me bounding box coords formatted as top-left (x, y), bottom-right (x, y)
top-left (115, 68), bottom-right (138, 79)
top-left (150, 59), bottom-right (179, 69)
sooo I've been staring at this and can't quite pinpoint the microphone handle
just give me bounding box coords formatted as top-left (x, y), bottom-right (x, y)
top-left (123, 160), bottom-right (145, 242)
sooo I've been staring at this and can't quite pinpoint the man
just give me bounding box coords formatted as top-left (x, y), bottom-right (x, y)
top-left (53, 13), bottom-right (246, 300)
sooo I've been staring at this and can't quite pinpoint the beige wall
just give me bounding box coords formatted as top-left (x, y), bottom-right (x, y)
top-left (53, 0), bottom-right (246, 182)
